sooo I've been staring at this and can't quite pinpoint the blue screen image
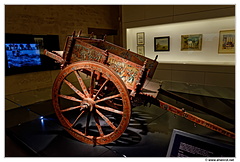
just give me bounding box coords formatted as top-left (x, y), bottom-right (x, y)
top-left (6, 43), bottom-right (41, 68)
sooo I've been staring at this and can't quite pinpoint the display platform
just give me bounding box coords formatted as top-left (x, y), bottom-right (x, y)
top-left (6, 105), bottom-right (235, 157)
top-left (6, 87), bottom-right (235, 157)
top-left (6, 110), bottom-right (172, 157)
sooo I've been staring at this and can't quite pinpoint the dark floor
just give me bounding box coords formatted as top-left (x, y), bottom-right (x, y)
top-left (5, 91), bottom-right (235, 157)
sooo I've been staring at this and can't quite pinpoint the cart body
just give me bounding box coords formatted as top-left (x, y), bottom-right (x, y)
top-left (44, 31), bottom-right (234, 145)
top-left (46, 33), bottom-right (158, 94)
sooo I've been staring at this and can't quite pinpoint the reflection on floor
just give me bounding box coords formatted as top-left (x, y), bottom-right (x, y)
top-left (5, 91), bottom-right (235, 157)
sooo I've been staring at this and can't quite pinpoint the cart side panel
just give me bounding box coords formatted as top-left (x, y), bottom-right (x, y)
top-left (107, 54), bottom-right (144, 91)
top-left (98, 41), bottom-right (158, 79)
top-left (70, 39), bottom-right (107, 63)
top-left (70, 39), bottom-right (144, 91)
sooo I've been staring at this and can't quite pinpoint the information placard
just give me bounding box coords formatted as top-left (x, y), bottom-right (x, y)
top-left (166, 129), bottom-right (234, 157)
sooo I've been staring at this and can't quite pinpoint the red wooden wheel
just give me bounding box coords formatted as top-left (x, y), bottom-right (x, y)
top-left (52, 61), bottom-right (131, 145)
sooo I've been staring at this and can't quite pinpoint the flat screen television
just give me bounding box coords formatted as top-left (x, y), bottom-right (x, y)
top-left (5, 33), bottom-right (60, 75)
top-left (6, 43), bottom-right (41, 68)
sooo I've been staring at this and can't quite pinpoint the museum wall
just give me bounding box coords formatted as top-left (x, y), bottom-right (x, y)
top-left (5, 5), bottom-right (235, 110)
top-left (122, 5), bottom-right (235, 95)
top-left (126, 16), bottom-right (235, 63)
top-left (5, 5), bottom-right (121, 110)
top-left (122, 5), bottom-right (235, 41)
top-left (5, 5), bottom-right (121, 48)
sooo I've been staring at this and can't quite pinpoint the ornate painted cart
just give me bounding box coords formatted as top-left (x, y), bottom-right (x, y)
top-left (44, 31), bottom-right (235, 145)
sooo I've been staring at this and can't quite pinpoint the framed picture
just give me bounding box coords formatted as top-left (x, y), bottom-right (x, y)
top-left (137, 32), bottom-right (145, 45)
top-left (137, 46), bottom-right (145, 56)
top-left (218, 30), bottom-right (235, 54)
top-left (154, 36), bottom-right (170, 51)
top-left (181, 34), bottom-right (202, 51)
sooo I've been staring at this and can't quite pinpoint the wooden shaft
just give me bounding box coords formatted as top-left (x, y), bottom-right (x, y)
top-left (158, 100), bottom-right (235, 139)
top-left (140, 93), bottom-right (235, 139)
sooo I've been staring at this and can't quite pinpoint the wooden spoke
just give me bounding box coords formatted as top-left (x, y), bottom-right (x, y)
top-left (70, 110), bottom-right (85, 128)
top-left (105, 99), bottom-right (123, 108)
top-left (63, 79), bottom-right (86, 99)
top-left (93, 114), bottom-right (104, 137)
top-left (89, 70), bottom-right (95, 98)
top-left (85, 111), bottom-right (91, 135)
top-left (93, 79), bottom-right (109, 100)
top-left (61, 105), bottom-right (82, 113)
top-left (74, 71), bottom-right (90, 97)
top-left (112, 103), bottom-right (123, 107)
top-left (95, 105), bottom-right (123, 115)
top-left (59, 94), bottom-right (82, 102)
top-left (95, 94), bottom-right (121, 104)
top-left (96, 109), bottom-right (116, 130)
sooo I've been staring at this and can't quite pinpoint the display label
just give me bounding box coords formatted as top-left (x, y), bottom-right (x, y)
top-left (166, 129), bottom-right (234, 157)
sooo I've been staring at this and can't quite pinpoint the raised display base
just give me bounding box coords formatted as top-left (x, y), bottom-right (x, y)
top-left (6, 91), bottom-right (235, 157)
top-left (6, 111), bottom-right (171, 157)
top-left (6, 111), bottom-right (235, 157)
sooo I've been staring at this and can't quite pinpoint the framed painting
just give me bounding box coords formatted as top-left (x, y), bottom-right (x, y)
top-left (137, 46), bottom-right (145, 56)
top-left (137, 32), bottom-right (145, 45)
top-left (154, 36), bottom-right (170, 51)
top-left (181, 34), bottom-right (202, 51)
top-left (218, 30), bottom-right (235, 54)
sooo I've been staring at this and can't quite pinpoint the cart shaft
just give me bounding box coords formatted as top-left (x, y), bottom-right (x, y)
top-left (138, 93), bottom-right (235, 139)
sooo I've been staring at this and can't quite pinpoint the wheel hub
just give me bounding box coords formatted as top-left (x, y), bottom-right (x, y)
top-left (80, 98), bottom-right (95, 112)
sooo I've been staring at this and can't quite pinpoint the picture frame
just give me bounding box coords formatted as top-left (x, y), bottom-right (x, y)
top-left (218, 30), bottom-right (235, 54)
top-left (137, 46), bottom-right (145, 56)
top-left (181, 34), bottom-right (202, 51)
top-left (137, 32), bottom-right (145, 45)
top-left (154, 36), bottom-right (170, 51)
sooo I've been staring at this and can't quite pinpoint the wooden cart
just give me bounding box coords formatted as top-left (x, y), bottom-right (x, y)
top-left (44, 31), bottom-right (235, 145)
